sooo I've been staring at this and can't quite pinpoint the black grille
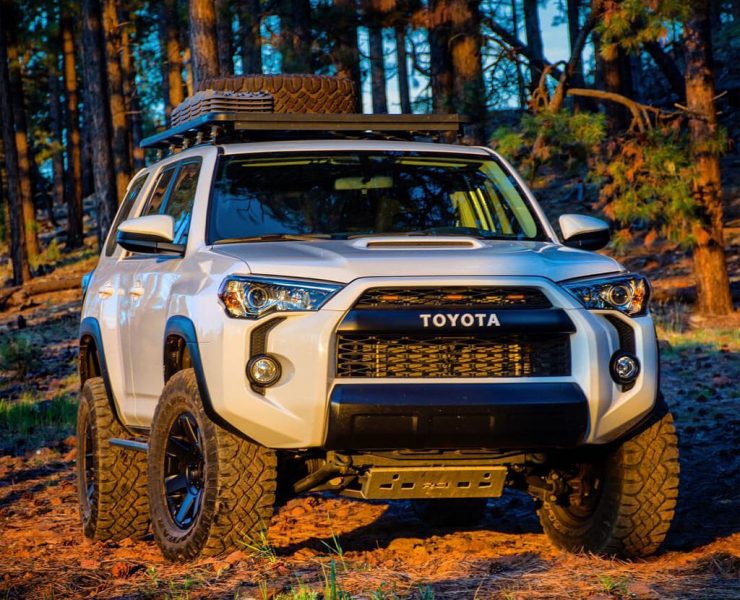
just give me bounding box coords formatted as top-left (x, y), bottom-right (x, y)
top-left (354, 287), bottom-right (551, 310)
top-left (335, 333), bottom-right (570, 378)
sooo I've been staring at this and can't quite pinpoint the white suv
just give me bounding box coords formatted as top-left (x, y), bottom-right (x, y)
top-left (77, 112), bottom-right (678, 561)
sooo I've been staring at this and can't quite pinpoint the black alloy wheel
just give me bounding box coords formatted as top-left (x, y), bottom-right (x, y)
top-left (163, 412), bottom-right (205, 530)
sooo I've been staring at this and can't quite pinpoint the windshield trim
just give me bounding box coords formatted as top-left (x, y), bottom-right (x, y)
top-left (205, 150), bottom-right (549, 246)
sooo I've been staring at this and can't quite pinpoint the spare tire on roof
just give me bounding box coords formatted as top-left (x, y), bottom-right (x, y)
top-left (195, 74), bottom-right (357, 114)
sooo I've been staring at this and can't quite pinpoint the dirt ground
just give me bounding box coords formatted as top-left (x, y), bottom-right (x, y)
top-left (0, 253), bottom-right (738, 599)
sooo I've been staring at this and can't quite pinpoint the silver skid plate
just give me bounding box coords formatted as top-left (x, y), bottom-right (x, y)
top-left (358, 466), bottom-right (507, 499)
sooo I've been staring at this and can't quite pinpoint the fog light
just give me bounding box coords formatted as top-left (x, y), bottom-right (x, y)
top-left (610, 352), bottom-right (640, 384)
top-left (247, 355), bottom-right (281, 387)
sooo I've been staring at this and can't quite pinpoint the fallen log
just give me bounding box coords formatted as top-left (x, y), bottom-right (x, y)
top-left (0, 275), bottom-right (81, 311)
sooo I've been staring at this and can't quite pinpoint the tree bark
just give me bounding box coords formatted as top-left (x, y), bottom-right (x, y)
top-left (238, 0), bottom-right (262, 74)
top-left (450, 0), bottom-right (485, 144)
top-left (683, 0), bottom-right (733, 315)
top-left (566, 0), bottom-right (586, 89)
top-left (102, 0), bottom-right (130, 203)
top-left (368, 18), bottom-right (387, 113)
top-left (189, 0), bottom-right (220, 85)
top-left (215, 0), bottom-right (234, 76)
top-left (81, 0), bottom-right (118, 245)
top-left (160, 0), bottom-right (185, 122)
top-left (510, 0), bottom-right (527, 109)
top-left (522, 0), bottom-right (544, 93)
top-left (643, 40), bottom-right (684, 99)
top-left (395, 23), bottom-right (411, 113)
top-left (119, 5), bottom-right (144, 170)
top-left (48, 71), bottom-right (63, 228)
top-left (332, 0), bottom-right (360, 109)
top-left (61, 7), bottom-right (84, 248)
top-left (428, 0), bottom-right (454, 113)
top-left (0, 6), bottom-right (30, 283)
top-left (4, 3), bottom-right (39, 261)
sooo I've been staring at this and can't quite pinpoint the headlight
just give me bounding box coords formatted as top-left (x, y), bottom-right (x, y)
top-left (218, 276), bottom-right (342, 319)
top-left (562, 274), bottom-right (650, 316)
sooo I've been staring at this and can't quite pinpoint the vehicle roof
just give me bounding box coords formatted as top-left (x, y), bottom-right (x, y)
top-left (217, 139), bottom-right (492, 156)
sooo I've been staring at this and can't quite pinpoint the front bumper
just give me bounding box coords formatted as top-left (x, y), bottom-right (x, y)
top-left (197, 275), bottom-right (658, 449)
top-left (325, 382), bottom-right (588, 450)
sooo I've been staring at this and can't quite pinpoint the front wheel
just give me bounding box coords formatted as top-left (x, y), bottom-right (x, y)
top-left (147, 369), bottom-right (277, 560)
top-left (538, 410), bottom-right (679, 558)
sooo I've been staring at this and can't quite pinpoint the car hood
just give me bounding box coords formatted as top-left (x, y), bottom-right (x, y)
top-left (209, 237), bottom-right (623, 284)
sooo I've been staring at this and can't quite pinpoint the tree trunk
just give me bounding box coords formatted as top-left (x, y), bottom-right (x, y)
top-left (428, 0), bottom-right (454, 113)
top-left (61, 7), bottom-right (84, 248)
top-left (333, 0), bottom-right (360, 108)
top-left (395, 22), bottom-right (411, 113)
top-left (450, 0), bottom-right (485, 144)
top-left (102, 0), bottom-right (130, 203)
top-left (0, 6), bottom-right (30, 283)
top-left (215, 0), bottom-right (234, 75)
top-left (160, 0), bottom-right (185, 122)
top-left (684, 0), bottom-right (733, 315)
top-left (523, 0), bottom-right (544, 93)
top-left (119, 5), bottom-right (144, 170)
top-left (4, 2), bottom-right (39, 261)
top-left (189, 0), bottom-right (220, 85)
top-left (511, 0), bottom-right (527, 109)
top-left (643, 41), bottom-right (684, 99)
top-left (566, 0), bottom-right (586, 89)
top-left (48, 71), bottom-right (64, 228)
top-left (280, 0), bottom-right (311, 73)
top-left (368, 20), bottom-right (387, 113)
top-left (81, 0), bottom-right (118, 245)
top-left (238, 0), bottom-right (262, 74)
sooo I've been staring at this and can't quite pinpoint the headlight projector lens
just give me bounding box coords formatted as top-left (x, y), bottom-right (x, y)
top-left (610, 352), bottom-right (640, 384)
top-left (247, 355), bottom-right (281, 387)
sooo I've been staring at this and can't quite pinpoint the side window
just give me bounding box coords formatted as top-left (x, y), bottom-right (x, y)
top-left (145, 166), bottom-right (177, 216)
top-left (162, 161), bottom-right (201, 245)
top-left (104, 172), bottom-right (150, 257)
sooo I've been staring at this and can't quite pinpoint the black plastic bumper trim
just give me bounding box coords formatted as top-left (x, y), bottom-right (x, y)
top-left (324, 382), bottom-right (588, 450)
top-left (337, 308), bottom-right (575, 334)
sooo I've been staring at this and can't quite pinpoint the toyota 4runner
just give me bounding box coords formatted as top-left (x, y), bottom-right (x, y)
top-left (77, 85), bottom-right (678, 561)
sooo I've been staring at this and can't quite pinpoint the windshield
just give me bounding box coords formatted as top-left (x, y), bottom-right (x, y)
top-left (207, 152), bottom-right (545, 243)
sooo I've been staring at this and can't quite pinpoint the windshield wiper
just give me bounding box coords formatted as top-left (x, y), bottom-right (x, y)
top-left (214, 233), bottom-right (332, 244)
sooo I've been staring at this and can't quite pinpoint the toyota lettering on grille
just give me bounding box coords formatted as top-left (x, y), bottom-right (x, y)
top-left (419, 313), bottom-right (501, 328)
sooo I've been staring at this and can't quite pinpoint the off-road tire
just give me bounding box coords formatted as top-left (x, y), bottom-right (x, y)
top-left (147, 369), bottom-right (277, 560)
top-left (538, 410), bottom-right (679, 558)
top-left (195, 74), bottom-right (357, 114)
top-left (414, 498), bottom-right (489, 527)
top-left (76, 377), bottom-right (150, 541)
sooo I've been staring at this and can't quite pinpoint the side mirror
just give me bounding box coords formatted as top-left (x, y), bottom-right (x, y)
top-left (559, 214), bottom-right (611, 251)
top-left (116, 215), bottom-right (184, 255)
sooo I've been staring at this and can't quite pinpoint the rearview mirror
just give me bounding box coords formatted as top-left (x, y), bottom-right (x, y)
top-left (117, 215), bottom-right (184, 255)
top-left (334, 176), bottom-right (393, 191)
top-left (559, 214), bottom-right (610, 251)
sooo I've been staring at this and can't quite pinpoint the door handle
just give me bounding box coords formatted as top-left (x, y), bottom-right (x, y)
top-left (98, 283), bottom-right (114, 299)
top-left (129, 283), bottom-right (145, 298)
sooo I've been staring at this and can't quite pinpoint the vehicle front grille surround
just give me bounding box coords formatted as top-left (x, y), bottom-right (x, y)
top-left (336, 286), bottom-right (572, 379)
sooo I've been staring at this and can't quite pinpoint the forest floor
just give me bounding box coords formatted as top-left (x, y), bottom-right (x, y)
top-left (0, 244), bottom-right (737, 599)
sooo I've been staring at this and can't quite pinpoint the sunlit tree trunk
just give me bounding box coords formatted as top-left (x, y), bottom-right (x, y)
top-left (215, 0), bottom-right (234, 76)
top-left (238, 0), bottom-right (262, 74)
top-left (395, 22), bottom-right (411, 113)
top-left (5, 8), bottom-right (39, 261)
top-left (189, 0), bottom-right (220, 85)
top-left (0, 8), bottom-right (30, 283)
top-left (160, 0), bottom-right (185, 122)
top-left (450, 0), bottom-right (485, 144)
top-left (81, 0), bottom-right (118, 244)
top-left (102, 0), bottom-right (130, 203)
top-left (684, 0), bottom-right (733, 315)
top-left (61, 7), bottom-right (84, 248)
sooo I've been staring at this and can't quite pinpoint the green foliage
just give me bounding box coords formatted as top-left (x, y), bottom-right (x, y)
top-left (0, 393), bottom-right (77, 447)
top-left (0, 333), bottom-right (39, 379)
top-left (593, 126), bottom-right (695, 249)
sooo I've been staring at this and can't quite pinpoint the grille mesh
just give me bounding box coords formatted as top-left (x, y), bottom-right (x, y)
top-left (354, 287), bottom-right (551, 310)
top-left (336, 333), bottom-right (570, 378)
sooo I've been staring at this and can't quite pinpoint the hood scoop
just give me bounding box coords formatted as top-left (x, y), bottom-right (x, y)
top-left (353, 236), bottom-right (484, 250)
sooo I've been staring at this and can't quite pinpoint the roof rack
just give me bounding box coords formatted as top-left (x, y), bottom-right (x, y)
top-left (140, 112), bottom-right (468, 151)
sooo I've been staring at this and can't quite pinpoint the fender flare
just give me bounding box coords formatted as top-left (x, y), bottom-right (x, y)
top-left (163, 316), bottom-right (245, 438)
